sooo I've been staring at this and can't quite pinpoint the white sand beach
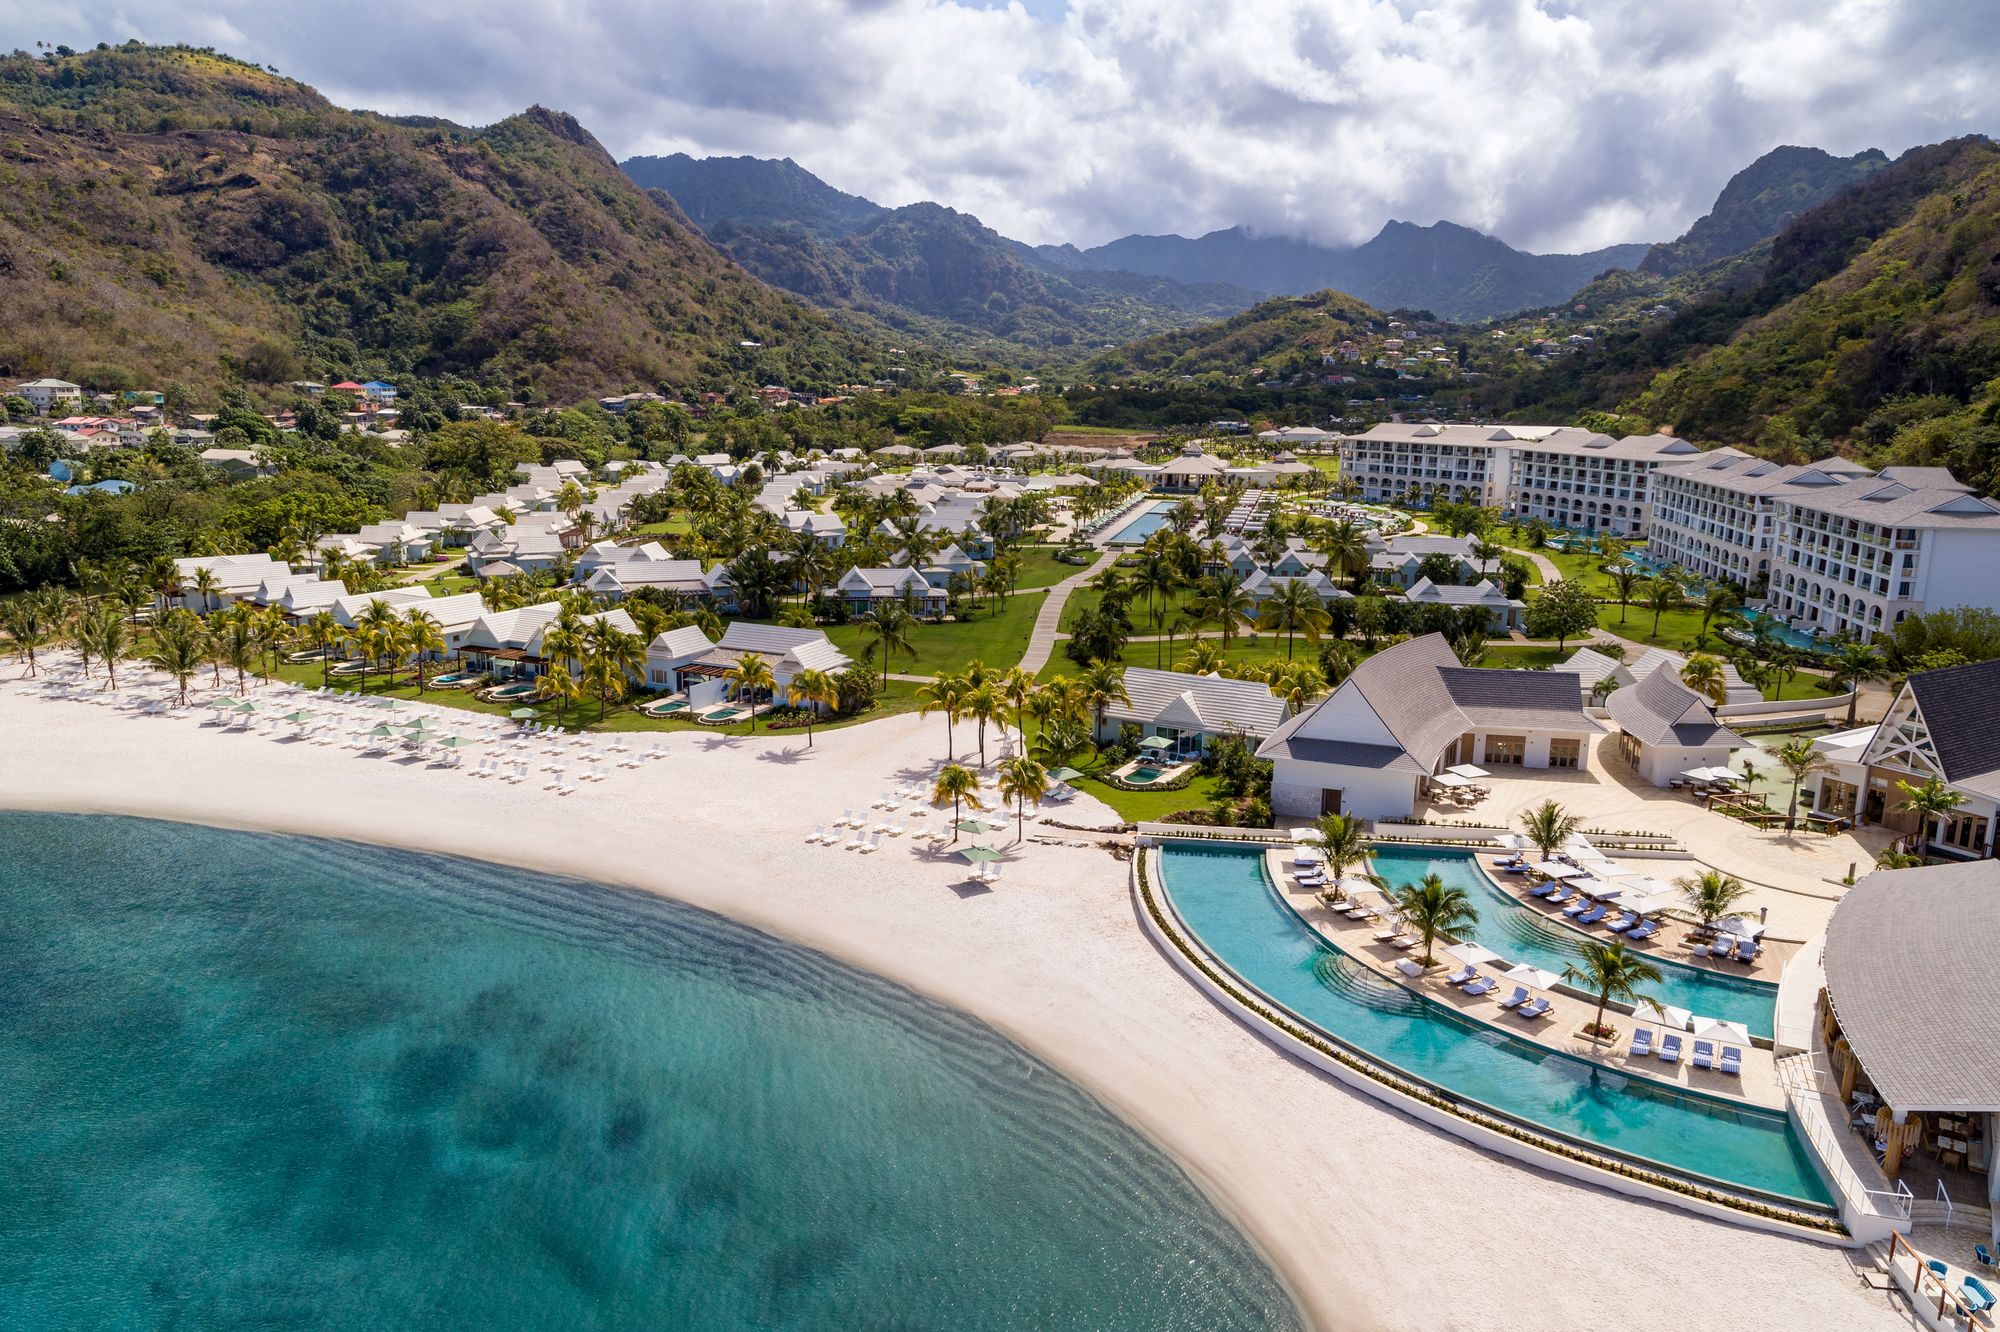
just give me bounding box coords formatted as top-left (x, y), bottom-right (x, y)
top-left (2, 662), bottom-right (1911, 1332)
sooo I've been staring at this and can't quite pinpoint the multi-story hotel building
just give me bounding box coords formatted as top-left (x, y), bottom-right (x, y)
top-left (1645, 452), bottom-right (1873, 588)
top-left (1334, 423), bottom-right (1703, 537)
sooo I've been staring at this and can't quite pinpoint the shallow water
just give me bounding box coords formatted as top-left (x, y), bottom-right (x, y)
top-left (0, 813), bottom-right (1301, 1331)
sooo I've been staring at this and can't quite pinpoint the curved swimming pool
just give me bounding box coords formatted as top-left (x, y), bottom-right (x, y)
top-left (1367, 845), bottom-right (1779, 1038)
top-left (1157, 842), bottom-right (1832, 1209)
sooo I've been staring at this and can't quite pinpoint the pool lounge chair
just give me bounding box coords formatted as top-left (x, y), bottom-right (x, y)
top-left (1443, 965), bottom-right (1477, 986)
top-left (1734, 938), bottom-right (1759, 963)
top-left (1395, 959), bottom-right (1425, 979)
top-left (1626, 921), bottom-right (1658, 942)
top-left (1691, 1040), bottom-right (1716, 1070)
top-left (1497, 986), bottom-right (1531, 1009)
top-left (1578, 905), bottom-right (1610, 926)
top-left (1461, 976), bottom-right (1498, 996)
top-left (1563, 898), bottom-right (1591, 917)
top-left (1657, 1034), bottom-right (1683, 1064)
top-left (1526, 881), bottom-right (1557, 897)
top-left (1719, 1046), bottom-right (1743, 1076)
top-left (1390, 933), bottom-right (1421, 950)
top-left (1545, 886), bottom-right (1573, 906)
top-left (1606, 912), bottom-right (1638, 933)
top-left (1629, 1029), bottom-right (1654, 1058)
top-left (1516, 997), bottom-right (1553, 1019)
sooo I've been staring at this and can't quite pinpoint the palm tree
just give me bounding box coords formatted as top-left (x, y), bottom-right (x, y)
top-left (726, 654), bottom-right (777, 733)
top-left (542, 660), bottom-right (584, 725)
top-left (1269, 662), bottom-right (1326, 716)
top-left (1643, 575), bottom-right (1685, 637)
top-left (1178, 639), bottom-right (1227, 675)
top-left (1894, 776), bottom-right (1964, 856)
top-left (1607, 567), bottom-right (1642, 625)
top-left (1698, 586), bottom-right (1743, 639)
top-left (1773, 736), bottom-right (1834, 832)
top-left (1191, 572), bottom-right (1256, 650)
top-left (0, 590), bottom-right (60, 677)
top-left (217, 610), bottom-right (258, 695)
top-left (1826, 642), bottom-right (1883, 726)
top-left (1562, 939), bottom-right (1664, 1040)
top-left (997, 666), bottom-right (1035, 743)
top-left (1130, 552), bottom-right (1183, 667)
top-left (962, 679), bottom-right (1003, 767)
top-left (855, 602), bottom-right (916, 679)
top-left (1589, 676), bottom-right (1620, 705)
top-left (1674, 869), bottom-right (1751, 935)
top-left (1314, 519), bottom-right (1370, 591)
top-left (1312, 812), bottom-right (1369, 889)
top-left (79, 607), bottom-right (131, 691)
top-left (1257, 580), bottom-right (1332, 660)
top-left (930, 763), bottom-right (985, 841)
top-left (1080, 661), bottom-right (1130, 739)
top-left (1520, 799), bottom-right (1582, 861)
top-left (915, 671), bottom-right (967, 760)
top-left (191, 567), bottom-right (221, 615)
top-left (301, 610), bottom-right (342, 687)
top-left (356, 601), bottom-right (405, 686)
top-left (996, 754), bottom-right (1048, 842)
top-left (1679, 653), bottom-right (1726, 706)
top-left (404, 610), bottom-right (447, 693)
top-left (149, 612), bottom-right (208, 706)
top-left (1394, 872), bottom-right (1480, 967)
top-left (789, 666), bottom-right (841, 746)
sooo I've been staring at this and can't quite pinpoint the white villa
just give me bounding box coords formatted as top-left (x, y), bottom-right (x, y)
top-left (1094, 667), bottom-right (1290, 758)
top-left (644, 623), bottom-right (853, 710)
top-left (833, 567), bottom-right (945, 616)
top-left (1603, 668), bottom-right (1749, 787)
top-left (1555, 645), bottom-right (1763, 707)
top-left (1259, 634), bottom-right (1601, 819)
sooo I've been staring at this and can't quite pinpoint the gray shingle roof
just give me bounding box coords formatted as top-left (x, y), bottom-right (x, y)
top-left (1906, 658), bottom-right (2000, 789)
top-left (1605, 668), bottom-right (1744, 749)
top-left (1112, 668), bottom-right (1288, 738)
top-left (1824, 860), bottom-right (2000, 1114)
top-left (1439, 667), bottom-right (1599, 732)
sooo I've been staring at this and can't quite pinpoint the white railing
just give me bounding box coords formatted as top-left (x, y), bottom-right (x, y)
top-left (1134, 823), bottom-right (1294, 846)
top-left (1778, 1053), bottom-right (1914, 1225)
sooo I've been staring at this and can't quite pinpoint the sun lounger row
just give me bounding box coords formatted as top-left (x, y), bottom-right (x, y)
top-left (1627, 1029), bottom-right (1744, 1072)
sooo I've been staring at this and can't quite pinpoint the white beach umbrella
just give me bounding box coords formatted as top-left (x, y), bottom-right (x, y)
top-left (1714, 915), bottom-right (1765, 940)
top-left (1636, 999), bottom-right (1692, 1033)
top-left (1444, 942), bottom-right (1501, 968)
top-left (1691, 1016), bottom-right (1753, 1047)
top-left (1433, 772), bottom-right (1472, 789)
top-left (1536, 863), bottom-right (1587, 880)
top-left (1500, 963), bottom-right (1562, 991)
top-left (1446, 764), bottom-right (1491, 779)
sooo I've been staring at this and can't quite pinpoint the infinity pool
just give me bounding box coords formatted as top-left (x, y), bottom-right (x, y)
top-left (1157, 843), bottom-right (1832, 1208)
top-left (1105, 502), bottom-right (1178, 545)
top-left (1367, 846), bottom-right (1779, 1038)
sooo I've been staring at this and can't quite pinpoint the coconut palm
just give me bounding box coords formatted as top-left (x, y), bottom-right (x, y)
top-left (1773, 736), bottom-right (1835, 832)
top-left (1314, 519), bottom-right (1371, 591)
top-left (855, 601), bottom-right (916, 679)
top-left (149, 612), bottom-right (208, 706)
top-left (1080, 661), bottom-right (1130, 738)
top-left (1697, 586), bottom-right (1743, 639)
top-left (962, 679), bottom-right (1004, 767)
top-left (1177, 639), bottom-right (1227, 675)
top-left (1394, 872), bottom-right (1479, 967)
top-left (0, 589), bottom-right (61, 677)
top-left (1608, 567), bottom-right (1642, 624)
top-left (1519, 799), bottom-right (1582, 861)
top-left (1643, 575), bottom-right (1685, 637)
top-left (725, 654), bottom-right (777, 733)
top-left (1562, 939), bottom-right (1664, 1040)
top-left (216, 609), bottom-right (259, 695)
top-left (1826, 642), bottom-right (1884, 726)
top-left (1269, 661), bottom-right (1326, 716)
top-left (930, 763), bottom-right (986, 841)
top-left (1129, 551), bottom-right (1184, 667)
top-left (79, 606), bottom-right (131, 691)
top-left (1312, 812), bottom-right (1369, 887)
top-left (997, 666), bottom-right (1035, 743)
top-left (996, 754), bottom-right (1048, 843)
top-left (1190, 572), bottom-right (1256, 650)
top-left (1257, 580), bottom-right (1332, 660)
top-left (1674, 869), bottom-right (1751, 934)
top-left (1590, 676), bottom-right (1620, 705)
top-left (542, 660), bottom-right (583, 725)
top-left (915, 670), bottom-right (966, 760)
top-left (1895, 776), bottom-right (1965, 855)
top-left (1679, 653), bottom-right (1727, 706)
top-left (299, 610), bottom-right (342, 687)
top-left (191, 567), bottom-right (221, 615)
top-left (789, 666), bottom-right (841, 746)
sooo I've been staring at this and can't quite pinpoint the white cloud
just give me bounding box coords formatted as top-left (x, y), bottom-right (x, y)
top-left (16, 0), bottom-right (2000, 252)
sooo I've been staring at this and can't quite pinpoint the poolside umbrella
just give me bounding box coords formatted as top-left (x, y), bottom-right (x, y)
top-left (1446, 764), bottom-right (1491, 779)
top-left (367, 724), bottom-right (396, 738)
top-left (401, 716), bottom-right (436, 732)
top-left (1499, 963), bottom-right (1562, 992)
top-left (1047, 766), bottom-right (1084, 783)
top-left (957, 845), bottom-right (1004, 865)
top-left (1535, 863), bottom-right (1587, 880)
top-left (436, 736), bottom-right (475, 749)
top-left (510, 707), bottom-right (540, 719)
top-left (1636, 999), bottom-right (1692, 1034)
top-left (206, 697), bottom-right (236, 711)
top-left (373, 698), bottom-right (405, 712)
top-left (279, 709), bottom-right (314, 723)
top-left (1691, 1016), bottom-right (1753, 1048)
top-left (234, 699), bottom-right (261, 713)
top-left (1714, 915), bottom-right (1766, 940)
top-left (1138, 735), bottom-right (1174, 751)
top-left (1444, 942), bottom-right (1500, 968)
top-left (955, 819), bottom-right (1002, 835)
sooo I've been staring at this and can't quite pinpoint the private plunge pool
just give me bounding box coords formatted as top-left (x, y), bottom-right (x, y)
top-left (1367, 845), bottom-right (1779, 1039)
top-left (1155, 842), bottom-right (1833, 1210)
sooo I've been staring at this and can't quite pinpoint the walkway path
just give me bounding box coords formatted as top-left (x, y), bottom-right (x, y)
top-left (1018, 548), bottom-right (1119, 673)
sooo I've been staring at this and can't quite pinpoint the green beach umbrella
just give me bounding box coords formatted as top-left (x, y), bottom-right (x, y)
top-left (437, 736), bottom-right (474, 749)
top-left (510, 706), bottom-right (540, 719)
top-left (367, 724), bottom-right (396, 738)
top-left (402, 716), bottom-right (436, 731)
top-left (955, 818), bottom-right (1002, 835)
top-left (205, 697), bottom-right (235, 710)
top-left (279, 709), bottom-right (314, 723)
top-left (1138, 735), bottom-right (1173, 751)
top-left (234, 699), bottom-right (261, 713)
top-left (957, 845), bottom-right (1004, 864)
top-left (373, 698), bottom-right (405, 711)
top-left (1047, 766), bottom-right (1084, 782)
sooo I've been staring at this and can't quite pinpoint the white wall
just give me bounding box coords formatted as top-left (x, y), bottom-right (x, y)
top-left (1917, 529), bottom-right (2000, 618)
top-left (1271, 762), bottom-right (1418, 820)
top-left (1635, 743), bottom-right (1735, 787)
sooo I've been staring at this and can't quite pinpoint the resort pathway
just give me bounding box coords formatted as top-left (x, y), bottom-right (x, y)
top-left (1017, 549), bottom-right (1119, 673)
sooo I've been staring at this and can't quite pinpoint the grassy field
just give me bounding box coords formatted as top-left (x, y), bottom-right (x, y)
top-left (824, 590), bottom-right (1048, 679)
top-left (1008, 547), bottom-right (1086, 590)
top-left (1478, 645), bottom-right (1572, 670)
top-left (1038, 630), bottom-right (1322, 680)
top-left (1072, 771), bottom-right (1222, 823)
top-left (1058, 581), bottom-right (1199, 633)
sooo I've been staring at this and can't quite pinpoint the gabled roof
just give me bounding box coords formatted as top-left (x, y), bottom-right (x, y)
top-left (1605, 668), bottom-right (1745, 750)
top-left (647, 625), bottom-right (715, 662)
top-left (1900, 658), bottom-right (2000, 796)
top-left (717, 622), bottom-right (837, 657)
top-left (1439, 667), bottom-right (1598, 732)
top-left (1406, 577), bottom-right (1517, 607)
top-left (1112, 667), bottom-right (1288, 737)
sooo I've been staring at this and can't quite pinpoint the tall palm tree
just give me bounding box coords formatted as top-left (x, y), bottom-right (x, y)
top-left (1129, 551), bottom-right (1183, 668)
top-left (931, 763), bottom-right (985, 841)
top-left (997, 666), bottom-right (1035, 743)
top-left (1608, 566), bottom-right (1642, 625)
top-left (1773, 737), bottom-right (1834, 832)
top-left (1520, 799), bottom-right (1582, 861)
top-left (1269, 662), bottom-right (1327, 717)
top-left (216, 610), bottom-right (258, 695)
top-left (726, 654), bottom-right (777, 733)
top-left (855, 601), bottom-right (916, 679)
top-left (1698, 586), bottom-right (1743, 639)
top-left (996, 754), bottom-right (1048, 843)
top-left (1562, 939), bottom-right (1664, 1040)
top-left (1674, 869), bottom-right (1751, 935)
top-left (1314, 519), bottom-right (1370, 591)
top-left (191, 567), bottom-right (221, 615)
top-left (1643, 575), bottom-right (1685, 637)
top-left (0, 590), bottom-right (60, 676)
top-left (1826, 642), bottom-right (1883, 727)
top-left (1394, 872), bottom-right (1479, 967)
top-left (1080, 661), bottom-right (1130, 740)
top-left (1678, 653), bottom-right (1726, 706)
top-left (1312, 812), bottom-right (1369, 887)
top-left (1191, 572), bottom-right (1256, 651)
top-left (404, 610), bottom-right (448, 692)
top-left (1257, 580), bottom-right (1332, 660)
top-left (299, 610), bottom-right (342, 687)
top-left (149, 612), bottom-right (208, 706)
top-left (542, 660), bottom-right (583, 725)
top-left (789, 666), bottom-right (841, 746)
top-left (80, 606), bottom-right (131, 691)
top-left (1894, 776), bottom-right (1965, 855)
top-left (915, 671), bottom-right (967, 760)
top-left (962, 679), bottom-right (1003, 767)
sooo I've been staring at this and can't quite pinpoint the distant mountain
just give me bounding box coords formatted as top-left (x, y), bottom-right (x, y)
top-left (0, 46), bottom-right (877, 396)
top-left (1477, 136), bottom-right (2000, 490)
top-left (1050, 222), bottom-right (1650, 322)
top-left (1083, 288), bottom-right (1388, 379)
top-left (624, 154), bottom-right (1266, 362)
top-left (1637, 145), bottom-right (1890, 278)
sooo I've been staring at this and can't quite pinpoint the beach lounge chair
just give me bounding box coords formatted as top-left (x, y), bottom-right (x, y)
top-left (1562, 898), bottom-right (1590, 917)
top-left (983, 862), bottom-right (1003, 885)
top-left (1545, 886), bottom-right (1572, 906)
top-left (859, 832), bottom-right (880, 854)
top-left (844, 829), bottom-right (867, 851)
top-left (1527, 881), bottom-right (1557, 897)
top-left (1626, 921), bottom-right (1658, 942)
top-left (1372, 925), bottom-right (1399, 943)
top-left (1462, 976), bottom-right (1497, 996)
top-left (1516, 998), bottom-right (1552, 1019)
top-left (1691, 1040), bottom-right (1715, 1071)
top-left (1719, 1046), bottom-right (1743, 1076)
top-left (1391, 933), bottom-right (1420, 950)
top-left (1395, 959), bottom-right (1424, 979)
top-left (1629, 1029), bottom-right (1654, 1058)
top-left (1577, 905), bottom-right (1608, 926)
top-left (1606, 912), bottom-right (1638, 933)
top-left (1734, 938), bottom-right (1758, 963)
top-left (809, 825), bottom-right (828, 844)
top-left (1657, 1034), bottom-right (1683, 1064)
top-left (1443, 965), bottom-right (1476, 986)
top-left (1497, 986), bottom-right (1531, 1010)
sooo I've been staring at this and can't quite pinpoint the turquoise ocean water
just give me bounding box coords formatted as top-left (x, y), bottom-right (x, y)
top-left (0, 813), bottom-right (1301, 1331)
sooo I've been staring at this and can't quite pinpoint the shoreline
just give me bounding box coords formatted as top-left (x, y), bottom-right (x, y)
top-left (2, 664), bottom-right (1905, 1332)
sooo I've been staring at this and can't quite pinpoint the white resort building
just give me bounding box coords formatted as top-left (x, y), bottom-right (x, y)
top-left (1258, 633), bottom-right (1600, 819)
top-left (644, 623), bottom-right (853, 710)
top-left (1093, 667), bottom-right (1290, 758)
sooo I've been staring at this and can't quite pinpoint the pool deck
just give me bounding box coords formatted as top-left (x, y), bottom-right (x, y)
top-left (1263, 850), bottom-right (1787, 1111)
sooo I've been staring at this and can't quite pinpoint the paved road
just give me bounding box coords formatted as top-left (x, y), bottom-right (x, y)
top-left (1017, 549), bottom-right (1119, 673)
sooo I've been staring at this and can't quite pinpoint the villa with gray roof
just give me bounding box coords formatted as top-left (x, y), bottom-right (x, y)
top-left (1258, 633), bottom-right (1601, 819)
top-left (644, 622), bottom-right (852, 710)
top-left (1604, 667), bottom-right (1748, 786)
top-left (1095, 667), bottom-right (1290, 757)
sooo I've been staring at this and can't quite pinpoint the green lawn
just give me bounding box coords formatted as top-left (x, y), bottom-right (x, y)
top-left (1058, 582), bottom-right (1200, 633)
top-left (1478, 645), bottom-right (1571, 670)
top-left (1008, 547), bottom-right (1085, 590)
top-left (1071, 772), bottom-right (1223, 823)
top-left (630, 517), bottom-right (692, 537)
top-left (824, 590), bottom-right (1048, 678)
top-left (1038, 630), bottom-right (1325, 680)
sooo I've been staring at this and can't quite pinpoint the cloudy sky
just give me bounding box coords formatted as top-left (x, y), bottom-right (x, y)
top-left (19, 0), bottom-right (2000, 252)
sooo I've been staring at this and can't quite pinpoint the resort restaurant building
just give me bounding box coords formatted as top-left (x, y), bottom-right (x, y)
top-left (1816, 860), bottom-right (1998, 1211)
top-left (644, 622), bottom-right (853, 710)
top-left (1094, 668), bottom-right (1289, 760)
top-left (1799, 657), bottom-right (2000, 858)
top-left (1257, 634), bottom-right (1601, 820)
top-left (1603, 668), bottom-right (1750, 788)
